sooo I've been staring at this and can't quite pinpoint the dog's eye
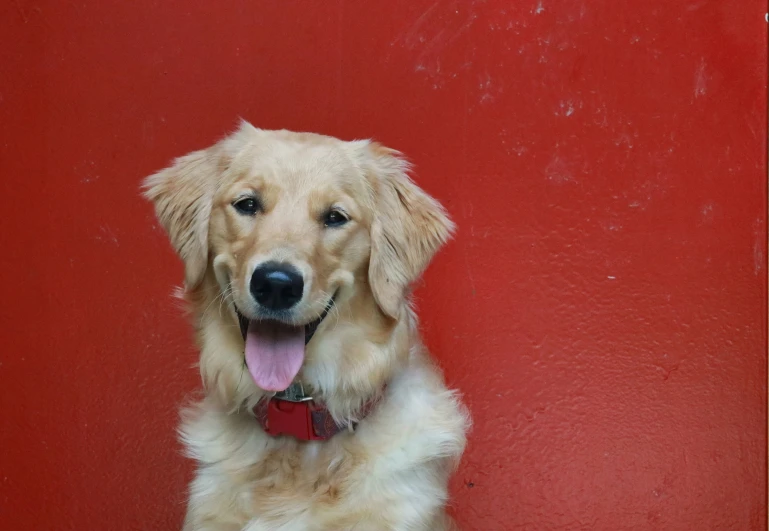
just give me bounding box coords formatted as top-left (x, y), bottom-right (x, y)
top-left (232, 197), bottom-right (260, 216)
top-left (323, 209), bottom-right (349, 228)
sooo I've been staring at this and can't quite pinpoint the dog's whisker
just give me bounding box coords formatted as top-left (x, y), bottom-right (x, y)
top-left (203, 286), bottom-right (224, 320)
top-left (315, 290), bottom-right (341, 332)
top-left (317, 289), bottom-right (342, 334)
top-left (201, 290), bottom-right (225, 317)
top-left (218, 285), bottom-right (235, 318)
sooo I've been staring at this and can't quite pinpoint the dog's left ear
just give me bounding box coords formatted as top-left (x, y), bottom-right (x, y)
top-left (142, 145), bottom-right (223, 290)
top-left (360, 142), bottom-right (455, 319)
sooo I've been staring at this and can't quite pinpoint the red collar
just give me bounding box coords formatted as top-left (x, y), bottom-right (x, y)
top-left (253, 383), bottom-right (382, 441)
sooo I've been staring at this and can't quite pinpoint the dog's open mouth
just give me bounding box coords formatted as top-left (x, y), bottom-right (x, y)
top-left (235, 297), bottom-right (335, 392)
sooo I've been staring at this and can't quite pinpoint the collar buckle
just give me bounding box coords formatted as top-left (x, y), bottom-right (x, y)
top-left (262, 399), bottom-right (323, 440)
top-left (274, 382), bottom-right (313, 403)
top-left (257, 382), bottom-right (326, 441)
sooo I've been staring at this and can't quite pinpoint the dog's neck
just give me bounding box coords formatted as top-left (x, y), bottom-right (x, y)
top-left (187, 275), bottom-right (411, 424)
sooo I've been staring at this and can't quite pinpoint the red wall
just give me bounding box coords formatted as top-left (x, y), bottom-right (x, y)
top-left (1, 1), bottom-right (766, 529)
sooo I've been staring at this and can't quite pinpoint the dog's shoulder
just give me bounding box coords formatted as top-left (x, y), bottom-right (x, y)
top-left (356, 356), bottom-right (469, 464)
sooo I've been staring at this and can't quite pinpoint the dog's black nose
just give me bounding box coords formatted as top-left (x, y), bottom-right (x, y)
top-left (250, 262), bottom-right (304, 311)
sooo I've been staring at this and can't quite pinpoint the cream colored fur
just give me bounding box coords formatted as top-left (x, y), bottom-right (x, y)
top-left (144, 122), bottom-right (470, 531)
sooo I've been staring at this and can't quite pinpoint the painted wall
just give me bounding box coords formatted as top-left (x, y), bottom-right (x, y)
top-left (1, 1), bottom-right (765, 529)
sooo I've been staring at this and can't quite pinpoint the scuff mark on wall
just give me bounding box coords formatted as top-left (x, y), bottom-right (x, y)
top-left (694, 59), bottom-right (707, 98)
top-left (699, 202), bottom-right (715, 225)
top-left (546, 155), bottom-right (575, 184)
top-left (555, 99), bottom-right (581, 117)
top-left (390, 2), bottom-right (478, 89)
top-left (753, 219), bottom-right (764, 276)
top-left (95, 225), bottom-right (120, 246)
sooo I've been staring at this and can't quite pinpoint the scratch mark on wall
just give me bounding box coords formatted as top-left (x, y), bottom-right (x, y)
top-left (96, 226), bottom-right (119, 246)
top-left (462, 240), bottom-right (477, 297)
top-left (754, 219), bottom-right (764, 276)
top-left (658, 363), bottom-right (680, 381)
top-left (744, 112), bottom-right (759, 141)
top-left (694, 59), bottom-right (707, 98)
top-left (398, 0), bottom-right (442, 48)
top-left (545, 156), bottom-right (575, 184)
top-left (396, 2), bottom-right (477, 85)
top-left (13, 0), bottom-right (29, 23)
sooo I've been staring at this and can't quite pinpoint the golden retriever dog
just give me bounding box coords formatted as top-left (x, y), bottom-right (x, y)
top-left (144, 122), bottom-right (470, 531)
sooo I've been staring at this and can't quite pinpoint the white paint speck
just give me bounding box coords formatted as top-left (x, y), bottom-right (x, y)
top-left (607, 276), bottom-right (616, 280)
top-left (556, 100), bottom-right (576, 117)
top-left (535, 0), bottom-right (545, 14)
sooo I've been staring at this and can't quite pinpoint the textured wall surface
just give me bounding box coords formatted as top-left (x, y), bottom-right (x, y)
top-left (0, 1), bottom-right (766, 529)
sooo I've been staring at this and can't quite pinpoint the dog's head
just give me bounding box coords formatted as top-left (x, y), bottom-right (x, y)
top-left (144, 122), bottom-right (452, 394)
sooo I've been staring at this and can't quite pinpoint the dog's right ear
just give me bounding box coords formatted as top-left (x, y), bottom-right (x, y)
top-left (142, 145), bottom-right (222, 290)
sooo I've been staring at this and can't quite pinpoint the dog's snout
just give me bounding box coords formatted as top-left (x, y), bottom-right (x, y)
top-left (250, 262), bottom-right (304, 311)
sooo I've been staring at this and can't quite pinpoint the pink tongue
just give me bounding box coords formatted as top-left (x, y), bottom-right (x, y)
top-left (245, 321), bottom-right (306, 392)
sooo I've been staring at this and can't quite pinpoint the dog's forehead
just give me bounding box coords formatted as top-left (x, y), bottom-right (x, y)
top-left (227, 132), bottom-right (363, 192)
